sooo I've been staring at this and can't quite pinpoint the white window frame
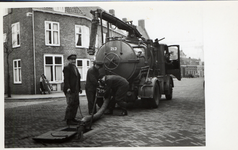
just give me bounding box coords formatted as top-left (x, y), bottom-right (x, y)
top-left (103, 33), bottom-right (106, 44)
top-left (45, 21), bottom-right (60, 46)
top-left (53, 7), bottom-right (65, 12)
top-left (44, 54), bottom-right (64, 83)
top-left (3, 33), bottom-right (6, 43)
top-left (12, 22), bottom-right (20, 48)
top-left (13, 59), bottom-right (22, 84)
top-left (76, 59), bottom-right (91, 81)
top-left (75, 25), bottom-right (89, 48)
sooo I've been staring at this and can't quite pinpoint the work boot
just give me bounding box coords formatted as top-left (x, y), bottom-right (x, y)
top-left (119, 109), bottom-right (128, 116)
top-left (117, 101), bottom-right (128, 116)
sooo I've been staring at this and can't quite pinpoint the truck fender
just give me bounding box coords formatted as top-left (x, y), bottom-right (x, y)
top-left (138, 77), bottom-right (160, 99)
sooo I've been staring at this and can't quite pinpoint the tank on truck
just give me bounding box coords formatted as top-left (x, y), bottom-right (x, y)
top-left (88, 9), bottom-right (142, 55)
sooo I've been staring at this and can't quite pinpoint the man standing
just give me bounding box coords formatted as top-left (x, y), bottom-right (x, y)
top-left (99, 75), bottom-right (129, 116)
top-left (85, 62), bottom-right (103, 115)
top-left (63, 54), bottom-right (82, 125)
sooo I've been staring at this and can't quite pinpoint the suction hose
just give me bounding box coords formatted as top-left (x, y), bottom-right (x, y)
top-left (77, 98), bottom-right (110, 140)
top-left (82, 98), bottom-right (109, 123)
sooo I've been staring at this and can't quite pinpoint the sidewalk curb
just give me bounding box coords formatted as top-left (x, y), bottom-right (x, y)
top-left (4, 92), bottom-right (86, 100)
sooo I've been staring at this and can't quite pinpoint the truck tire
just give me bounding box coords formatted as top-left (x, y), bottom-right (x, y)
top-left (150, 83), bottom-right (161, 108)
top-left (165, 82), bottom-right (173, 100)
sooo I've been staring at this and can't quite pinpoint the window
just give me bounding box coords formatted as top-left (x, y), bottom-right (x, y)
top-left (75, 25), bottom-right (89, 48)
top-left (53, 7), bottom-right (65, 12)
top-left (12, 22), bottom-right (20, 48)
top-left (76, 59), bottom-right (91, 81)
top-left (45, 21), bottom-right (60, 46)
top-left (3, 33), bottom-right (6, 43)
top-left (44, 55), bottom-right (63, 82)
top-left (13, 59), bottom-right (21, 84)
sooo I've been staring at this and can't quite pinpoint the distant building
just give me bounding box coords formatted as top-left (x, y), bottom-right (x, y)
top-left (180, 55), bottom-right (204, 78)
top-left (3, 7), bottom-right (127, 94)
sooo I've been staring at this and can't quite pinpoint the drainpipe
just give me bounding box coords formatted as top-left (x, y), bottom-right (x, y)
top-left (32, 10), bottom-right (36, 94)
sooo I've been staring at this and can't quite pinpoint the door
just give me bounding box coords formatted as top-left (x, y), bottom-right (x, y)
top-left (166, 45), bottom-right (181, 80)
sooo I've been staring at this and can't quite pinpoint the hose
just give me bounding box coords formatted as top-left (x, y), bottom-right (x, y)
top-left (81, 98), bottom-right (110, 123)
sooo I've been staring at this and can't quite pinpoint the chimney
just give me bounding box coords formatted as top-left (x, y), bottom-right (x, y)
top-left (138, 19), bottom-right (145, 29)
top-left (122, 18), bottom-right (127, 22)
top-left (109, 9), bottom-right (115, 16)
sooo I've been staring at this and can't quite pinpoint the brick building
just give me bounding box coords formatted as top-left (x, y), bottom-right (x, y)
top-left (3, 7), bottom-right (126, 94)
top-left (3, 7), bottom-right (149, 95)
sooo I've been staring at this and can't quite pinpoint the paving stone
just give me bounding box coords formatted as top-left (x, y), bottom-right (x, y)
top-left (5, 78), bottom-right (205, 147)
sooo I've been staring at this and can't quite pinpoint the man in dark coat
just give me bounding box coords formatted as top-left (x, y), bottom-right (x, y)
top-left (99, 75), bottom-right (129, 116)
top-left (85, 62), bottom-right (103, 115)
top-left (63, 54), bottom-right (82, 125)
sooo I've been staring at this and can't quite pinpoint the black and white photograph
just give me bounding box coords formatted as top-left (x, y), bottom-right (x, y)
top-left (1, 1), bottom-right (238, 149)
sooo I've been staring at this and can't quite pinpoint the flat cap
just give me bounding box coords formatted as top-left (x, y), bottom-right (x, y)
top-left (67, 54), bottom-right (77, 60)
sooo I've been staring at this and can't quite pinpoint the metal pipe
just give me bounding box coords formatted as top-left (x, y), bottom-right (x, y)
top-left (32, 10), bottom-right (36, 94)
top-left (88, 10), bottom-right (99, 55)
top-left (100, 11), bottom-right (103, 45)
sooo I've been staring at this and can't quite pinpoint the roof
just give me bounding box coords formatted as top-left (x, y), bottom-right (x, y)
top-left (32, 7), bottom-right (101, 19)
top-left (32, 7), bottom-right (126, 36)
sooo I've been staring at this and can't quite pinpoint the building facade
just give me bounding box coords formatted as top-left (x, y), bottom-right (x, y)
top-left (3, 7), bottom-right (126, 94)
top-left (180, 55), bottom-right (204, 78)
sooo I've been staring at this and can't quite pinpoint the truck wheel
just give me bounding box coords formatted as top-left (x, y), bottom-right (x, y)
top-left (150, 83), bottom-right (161, 108)
top-left (165, 82), bottom-right (173, 100)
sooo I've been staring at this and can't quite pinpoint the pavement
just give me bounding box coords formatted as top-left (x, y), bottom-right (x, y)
top-left (4, 78), bottom-right (205, 148)
top-left (4, 90), bottom-right (86, 100)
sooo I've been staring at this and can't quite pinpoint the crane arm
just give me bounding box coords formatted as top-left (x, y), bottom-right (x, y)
top-left (91, 9), bottom-right (142, 38)
top-left (88, 9), bottom-right (142, 55)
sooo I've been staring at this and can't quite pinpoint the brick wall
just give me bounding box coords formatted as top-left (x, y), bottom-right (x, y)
top-left (4, 8), bottom-right (34, 94)
top-left (34, 11), bottom-right (93, 94)
top-left (4, 8), bottom-right (126, 94)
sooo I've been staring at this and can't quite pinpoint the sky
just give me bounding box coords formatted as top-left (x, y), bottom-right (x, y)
top-left (96, 2), bottom-right (204, 61)
top-left (1, 1), bottom-right (204, 61)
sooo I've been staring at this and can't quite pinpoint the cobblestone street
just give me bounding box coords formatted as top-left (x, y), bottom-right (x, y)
top-left (4, 78), bottom-right (205, 148)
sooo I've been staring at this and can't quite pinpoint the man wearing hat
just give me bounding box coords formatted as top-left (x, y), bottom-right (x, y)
top-left (85, 62), bottom-right (103, 115)
top-left (63, 54), bottom-right (82, 125)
